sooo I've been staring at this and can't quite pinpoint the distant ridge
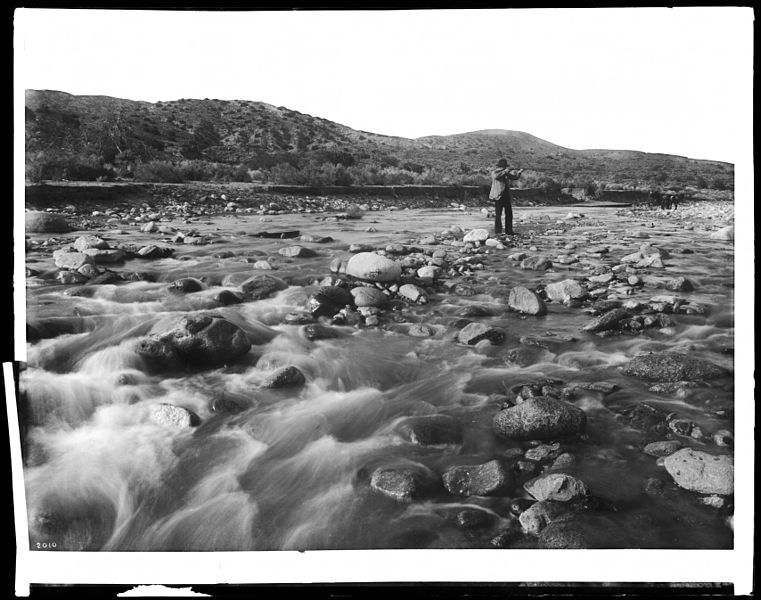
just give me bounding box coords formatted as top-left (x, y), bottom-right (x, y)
top-left (25, 89), bottom-right (733, 190)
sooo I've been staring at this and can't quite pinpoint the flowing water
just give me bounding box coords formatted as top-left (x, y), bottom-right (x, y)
top-left (20, 204), bottom-right (735, 551)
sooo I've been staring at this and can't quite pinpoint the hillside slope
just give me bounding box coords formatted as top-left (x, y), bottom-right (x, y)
top-left (25, 89), bottom-right (734, 191)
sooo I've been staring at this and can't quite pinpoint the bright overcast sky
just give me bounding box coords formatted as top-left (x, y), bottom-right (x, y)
top-left (15, 7), bottom-right (753, 163)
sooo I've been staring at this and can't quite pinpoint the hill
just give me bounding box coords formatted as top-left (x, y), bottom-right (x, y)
top-left (24, 89), bottom-right (734, 192)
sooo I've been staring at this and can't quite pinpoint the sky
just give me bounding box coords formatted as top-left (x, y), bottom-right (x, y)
top-left (15, 7), bottom-right (753, 163)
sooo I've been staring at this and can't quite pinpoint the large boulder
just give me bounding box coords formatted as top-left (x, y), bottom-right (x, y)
top-left (663, 448), bottom-right (733, 495)
top-left (442, 460), bottom-right (510, 497)
top-left (493, 397), bottom-right (586, 441)
top-left (25, 211), bottom-right (71, 233)
top-left (350, 286), bottom-right (388, 308)
top-left (457, 322), bottom-right (505, 345)
top-left (53, 249), bottom-right (94, 271)
top-left (545, 279), bottom-right (587, 304)
top-left (148, 313), bottom-right (251, 365)
top-left (346, 252), bottom-right (402, 282)
top-left (524, 472), bottom-right (589, 502)
top-left (507, 287), bottom-right (547, 316)
top-left (620, 352), bottom-right (730, 382)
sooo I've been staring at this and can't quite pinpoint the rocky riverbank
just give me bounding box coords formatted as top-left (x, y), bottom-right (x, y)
top-left (21, 196), bottom-right (736, 550)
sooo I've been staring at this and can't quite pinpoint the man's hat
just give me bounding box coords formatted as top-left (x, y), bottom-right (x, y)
top-left (496, 158), bottom-right (508, 168)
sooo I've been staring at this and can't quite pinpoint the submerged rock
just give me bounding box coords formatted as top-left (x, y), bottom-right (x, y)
top-left (397, 414), bottom-right (463, 446)
top-left (663, 448), bottom-right (734, 495)
top-left (442, 460), bottom-right (510, 497)
top-left (301, 324), bottom-right (342, 341)
top-left (493, 397), bottom-right (586, 441)
top-left (621, 352), bottom-right (730, 382)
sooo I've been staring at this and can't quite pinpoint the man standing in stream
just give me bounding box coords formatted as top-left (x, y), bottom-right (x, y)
top-left (489, 158), bottom-right (523, 236)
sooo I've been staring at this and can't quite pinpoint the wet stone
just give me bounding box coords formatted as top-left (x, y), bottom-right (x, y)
top-left (167, 277), bottom-right (205, 294)
top-left (493, 397), bottom-right (586, 441)
top-left (369, 467), bottom-right (434, 503)
top-left (149, 313), bottom-right (251, 365)
top-left (261, 366), bottom-right (306, 388)
top-left (408, 323), bottom-right (436, 337)
top-left (150, 403), bottom-right (200, 428)
top-left (643, 440), bottom-right (683, 457)
top-left (442, 460), bottom-right (510, 497)
top-left (619, 403), bottom-right (669, 433)
top-left (240, 274), bottom-right (288, 300)
top-left (458, 322), bottom-right (505, 345)
top-left (456, 509), bottom-right (492, 529)
top-left (621, 352), bottom-right (730, 382)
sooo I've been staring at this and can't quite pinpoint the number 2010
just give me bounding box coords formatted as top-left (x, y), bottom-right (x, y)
top-left (36, 542), bottom-right (57, 549)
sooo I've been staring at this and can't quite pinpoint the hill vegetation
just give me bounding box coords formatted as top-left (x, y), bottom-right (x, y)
top-left (25, 90), bottom-right (734, 194)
